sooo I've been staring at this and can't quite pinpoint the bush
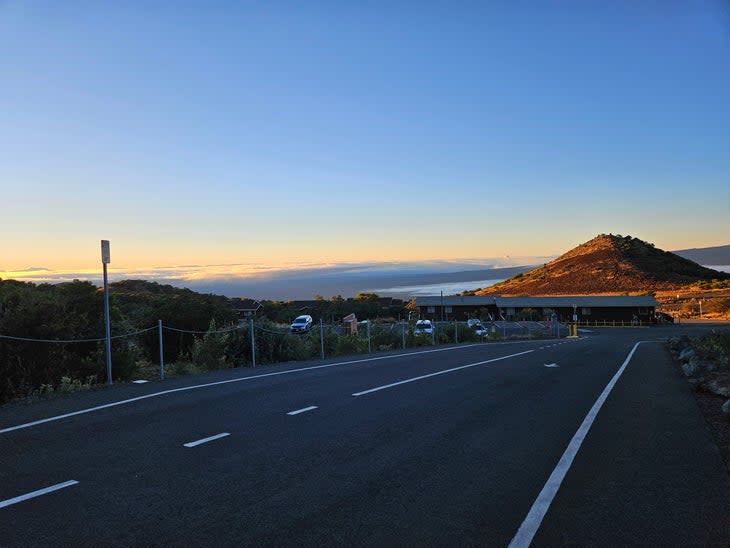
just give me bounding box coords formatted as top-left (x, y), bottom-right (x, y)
top-left (191, 320), bottom-right (229, 371)
top-left (694, 330), bottom-right (730, 367)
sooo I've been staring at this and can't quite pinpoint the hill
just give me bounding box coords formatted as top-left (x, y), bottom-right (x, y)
top-left (672, 244), bottom-right (730, 266)
top-left (476, 234), bottom-right (730, 296)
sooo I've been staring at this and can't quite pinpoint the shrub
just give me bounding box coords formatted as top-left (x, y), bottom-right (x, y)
top-left (191, 320), bottom-right (229, 370)
top-left (694, 330), bottom-right (730, 367)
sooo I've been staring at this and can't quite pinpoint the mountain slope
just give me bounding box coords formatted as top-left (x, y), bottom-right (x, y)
top-left (477, 234), bottom-right (730, 295)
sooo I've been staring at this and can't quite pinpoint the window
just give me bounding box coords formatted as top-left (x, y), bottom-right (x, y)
top-left (427, 306), bottom-right (435, 313)
top-left (581, 307), bottom-right (591, 315)
top-left (507, 308), bottom-right (515, 315)
top-left (445, 306), bottom-right (453, 313)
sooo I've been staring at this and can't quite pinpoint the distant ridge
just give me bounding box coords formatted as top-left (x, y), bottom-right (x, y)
top-left (672, 244), bottom-right (730, 266)
top-left (476, 234), bottom-right (730, 296)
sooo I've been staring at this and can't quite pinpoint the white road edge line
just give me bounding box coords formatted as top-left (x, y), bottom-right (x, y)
top-left (352, 350), bottom-right (534, 396)
top-left (0, 480), bottom-right (79, 509)
top-left (1, 343), bottom-right (509, 434)
top-left (183, 432), bottom-right (230, 448)
top-left (507, 341), bottom-right (644, 548)
top-left (287, 405), bottom-right (318, 416)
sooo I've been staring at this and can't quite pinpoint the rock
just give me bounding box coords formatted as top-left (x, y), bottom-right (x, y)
top-left (679, 347), bottom-right (696, 362)
top-left (669, 336), bottom-right (689, 353)
top-left (702, 375), bottom-right (730, 398)
top-left (689, 354), bottom-right (717, 374)
top-left (682, 361), bottom-right (698, 377)
top-left (687, 378), bottom-right (703, 390)
top-left (723, 400), bottom-right (730, 416)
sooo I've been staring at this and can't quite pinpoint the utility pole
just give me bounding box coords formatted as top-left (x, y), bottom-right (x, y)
top-left (101, 240), bottom-right (113, 385)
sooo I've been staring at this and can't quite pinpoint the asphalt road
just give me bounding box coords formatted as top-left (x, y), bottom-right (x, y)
top-left (2, 326), bottom-right (729, 547)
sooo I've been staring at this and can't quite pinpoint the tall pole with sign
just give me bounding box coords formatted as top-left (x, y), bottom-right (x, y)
top-left (101, 240), bottom-right (113, 385)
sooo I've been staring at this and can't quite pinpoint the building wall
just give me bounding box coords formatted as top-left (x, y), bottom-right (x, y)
top-left (418, 304), bottom-right (497, 321)
top-left (418, 304), bottom-right (655, 323)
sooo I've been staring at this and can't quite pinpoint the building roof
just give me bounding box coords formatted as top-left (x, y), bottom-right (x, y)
top-left (415, 296), bottom-right (497, 306)
top-left (230, 298), bottom-right (262, 312)
top-left (415, 295), bottom-right (657, 307)
top-left (495, 296), bottom-right (657, 308)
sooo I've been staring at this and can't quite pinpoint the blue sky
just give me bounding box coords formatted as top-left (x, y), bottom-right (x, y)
top-left (1, 1), bottom-right (729, 276)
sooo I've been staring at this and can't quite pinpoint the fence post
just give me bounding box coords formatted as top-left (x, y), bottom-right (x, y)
top-left (402, 321), bottom-right (406, 349)
top-left (432, 324), bottom-right (436, 345)
top-left (367, 320), bottom-right (371, 353)
top-left (158, 319), bottom-right (165, 380)
top-left (454, 321), bottom-right (458, 344)
top-left (320, 319), bottom-right (325, 360)
top-left (250, 318), bottom-right (256, 368)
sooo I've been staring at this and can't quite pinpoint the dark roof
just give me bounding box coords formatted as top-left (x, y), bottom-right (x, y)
top-left (495, 296), bottom-right (658, 308)
top-left (415, 295), bottom-right (657, 307)
top-left (230, 298), bottom-right (262, 312)
top-left (416, 296), bottom-right (497, 306)
top-left (288, 300), bottom-right (320, 310)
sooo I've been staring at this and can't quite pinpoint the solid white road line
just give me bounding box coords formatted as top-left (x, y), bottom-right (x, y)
top-left (183, 432), bottom-right (230, 448)
top-left (287, 406), bottom-right (318, 416)
top-left (508, 341), bottom-right (644, 548)
top-left (0, 480), bottom-right (79, 509)
top-left (352, 350), bottom-right (534, 397)
top-left (544, 363), bottom-right (559, 368)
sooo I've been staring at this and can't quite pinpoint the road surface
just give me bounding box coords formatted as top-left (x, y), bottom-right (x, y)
top-left (2, 326), bottom-right (729, 546)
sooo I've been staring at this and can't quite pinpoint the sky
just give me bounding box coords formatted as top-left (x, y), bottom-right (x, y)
top-left (1, 1), bottom-right (729, 286)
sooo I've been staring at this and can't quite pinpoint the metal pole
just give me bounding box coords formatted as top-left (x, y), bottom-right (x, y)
top-left (367, 320), bottom-right (371, 352)
top-left (102, 261), bottom-right (113, 385)
top-left (432, 323), bottom-right (436, 345)
top-left (320, 319), bottom-right (325, 360)
top-left (158, 319), bottom-right (164, 380)
top-left (402, 320), bottom-right (406, 349)
top-left (250, 319), bottom-right (256, 368)
top-left (454, 320), bottom-right (458, 343)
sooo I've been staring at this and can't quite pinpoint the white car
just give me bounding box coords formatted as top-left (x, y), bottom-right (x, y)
top-left (414, 319), bottom-right (433, 335)
top-left (467, 319), bottom-right (483, 329)
top-left (290, 315), bottom-right (313, 333)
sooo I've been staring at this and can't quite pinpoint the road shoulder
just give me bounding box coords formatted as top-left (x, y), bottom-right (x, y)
top-left (532, 341), bottom-right (730, 547)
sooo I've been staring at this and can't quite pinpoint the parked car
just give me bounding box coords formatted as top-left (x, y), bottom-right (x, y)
top-left (467, 319), bottom-right (483, 329)
top-left (414, 319), bottom-right (433, 335)
top-left (475, 324), bottom-right (490, 337)
top-left (290, 315), bottom-right (313, 333)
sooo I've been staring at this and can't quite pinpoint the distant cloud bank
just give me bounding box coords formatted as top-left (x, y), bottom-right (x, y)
top-left (0, 257), bottom-right (552, 300)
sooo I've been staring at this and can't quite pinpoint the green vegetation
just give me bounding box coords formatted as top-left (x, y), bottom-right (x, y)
top-left (0, 279), bottom-right (237, 403)
top-left (693, 330), bottom-right (730, 367)
top-left (0, 279), bottom-right (417, 403)
top-left (689, 279), bottom-right (730, 290)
